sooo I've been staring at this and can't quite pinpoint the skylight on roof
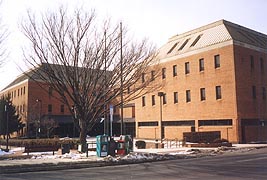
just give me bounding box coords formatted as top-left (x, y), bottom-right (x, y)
top-left (190, 34), bottom-right (202, 47)
top-left (167, 42), bottom-right (178, 54)
top-left (178, 39), bottom-right (189, 51)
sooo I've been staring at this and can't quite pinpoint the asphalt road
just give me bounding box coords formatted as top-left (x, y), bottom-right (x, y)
top-left (1, 148), bottom-right (267, 180)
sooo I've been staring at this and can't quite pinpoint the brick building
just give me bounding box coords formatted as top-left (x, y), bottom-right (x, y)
top-left (135, 20), bottom-right (267, 143)
top-left (0, 64), bottom-right (136, 138)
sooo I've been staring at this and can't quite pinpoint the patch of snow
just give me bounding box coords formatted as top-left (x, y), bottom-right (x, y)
top-left (0, 149), bottom-right (14, 156)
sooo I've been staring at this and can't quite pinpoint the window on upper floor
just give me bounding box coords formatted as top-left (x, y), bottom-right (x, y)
top-left (48, 86), bottom-right (53, 97)
top-left (178, 39), bottom-right (189, 51)
top-left (141, 73), bottom-right (145, 83)
top-left (262, 87), bottom-right (266, 100)
top-left (174, 92), bottom-right (178, 104)
top-left (190, 34), bottom-right (202, 47)
top-left (151, 70), bottom-right (155, 81)
top-left (142, 96), bottom-right (146, 107)
top-left (167, 43), bottom-right (178, 54)
top-left (214, 55), bottom-right (220, 69)
top-left (199, 58), bottom-right (204, 72)
top-left (260, 57), bottom-right (264, 73)
top-left (162, 68), bottom-right (166, 79)
top-left (252, 86), bottom-right (256, 99)
top-left (185, 62), bottom-right (190, 74)
top-left (152, 95), bottom-right (155, 106)
top-left (48, 104), bottom-right (52, 113)
top-left (173, 65), bottom-right (177, 77)
top-left (163, 93), bottom-right (167, 104)
top-left (216, 86), bottom-right (222, 100)
top-left (186, 90), bottom-right (191, 102)
top-left (250, 55), bottom-right (254, 70)
top-left (200, 88), bottom-right (206, 101)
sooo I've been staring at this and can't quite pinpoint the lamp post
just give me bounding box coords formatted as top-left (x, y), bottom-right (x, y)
top-left (36, 99), bottom-right (42, 138)
top-left (4, 102), bottom-right (9, 152)
top-left (158, 92), bottom-right (165, 146)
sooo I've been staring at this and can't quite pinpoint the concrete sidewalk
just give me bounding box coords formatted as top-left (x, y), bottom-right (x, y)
top-left (1, 144), bottom-right (267, 174)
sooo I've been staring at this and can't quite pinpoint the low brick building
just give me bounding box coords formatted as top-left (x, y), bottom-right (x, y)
top-left (135, 20), bottom-right (267, 143)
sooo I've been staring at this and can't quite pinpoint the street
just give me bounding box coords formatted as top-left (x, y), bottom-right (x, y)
top-left (1, 148), bottom-right (267, 180)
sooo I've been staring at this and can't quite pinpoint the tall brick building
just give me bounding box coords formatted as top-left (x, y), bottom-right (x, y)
top-left (135, 20), bottom-right (267, 143)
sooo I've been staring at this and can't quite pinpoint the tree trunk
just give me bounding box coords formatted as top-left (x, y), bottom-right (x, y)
top-left (79, 121), bottom-right (87, 152)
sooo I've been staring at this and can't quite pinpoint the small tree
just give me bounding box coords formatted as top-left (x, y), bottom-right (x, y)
top-left (41, 117), bottom-right (58, 138)
top-left (22, 7), bottom-right (161, 151)
top-left (0, 96), bottom-right (23, 138)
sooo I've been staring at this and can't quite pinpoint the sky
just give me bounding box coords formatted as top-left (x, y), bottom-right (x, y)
top-left (0, 0), bottom-right (267, 90)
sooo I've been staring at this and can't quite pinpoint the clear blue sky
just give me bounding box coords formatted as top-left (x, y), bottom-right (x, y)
top-left (1, 0), bottom-right (267, 90)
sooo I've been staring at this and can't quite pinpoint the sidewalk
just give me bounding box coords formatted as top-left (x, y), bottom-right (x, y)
top-left (1, 143), bottom-right (267, 174)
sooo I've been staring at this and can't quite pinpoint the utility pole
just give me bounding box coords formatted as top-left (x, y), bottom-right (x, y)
top-left (4, 102), bottom-right (9, 152)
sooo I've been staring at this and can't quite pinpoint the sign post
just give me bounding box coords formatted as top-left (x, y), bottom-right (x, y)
top-left (110, 105), bottom-right (113, 136)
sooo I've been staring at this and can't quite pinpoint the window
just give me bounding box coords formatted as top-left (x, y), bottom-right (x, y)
top-left (252, 86), bottom-right (256, 99)
top-left (214, 54), bottom-right (220, 68)
top-left (216, 86), bottom-right (222, 100)
top-left (18, 89), bottom-right (20, 97)
top-left (21, 88), bottom-right (23, 95)
top-left (190, 34), bottom-right (202, 47)
top-left (152, 95), bottom-right (155, 106)
top-left (199, 119), bottom-right (232, 126)
top-left (262, 87), bottom-right (266, 100)
top-left (151, 70), bottom-right (155, 81)
top-left (162, 68), bottom-right (166, 79)
top-left (60, 105), bottom-right (64, 113)
top-left (200, 88), bottom-right (206, 101)
top-left (250, 55), bottom-right (254, 70)
top-left (141, 73), bottom-right (145, 83)
top-left (142, 96), bottom-right (146, 107)
top-left (162, 120), bottom-right (195, 126)
top-left (178, 39), bottom-right (189, 51)
top-left (14, 90), bottom-right (16, 98)
top-left (186, 90), bottom-right (191, 102)
top-left (185, 62), bottom-right (190, 74)
top-left (48, 104), bottom-right (52, 113)
top-left (173, 65), bottom-right (177, 76)
top-left (167, 43), bottom-right (178, 54)
top-left (199, 58), bottom-right (204, 71)
top-left (138, 121), bottom-right (158, 126)
top-left (48, 86), bottom-right (53, 97)
top-left (174, 92), bottom-right (178, 104)
top-left (260, 57), bottom-right (264, 73)
top-left (23, 86), bottom-right (26, 94)
top-left (163, 93), bottom-right (167, 104)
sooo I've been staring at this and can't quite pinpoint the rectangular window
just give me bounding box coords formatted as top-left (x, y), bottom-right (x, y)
top-left (216, 86), bottom-right (222, 100)
top-left (141, 73), bottom-right (145, 83)
top-left (23, 86), bottom-right (26, 94)
top-left (138, 121), bottom-right (158, 127)
top-left (174, 92), bottom-right (178, 104)
top-left (173, 65), bottom-right (177, 77)
top-left (151, 70), bottom-right (155, 81)
top-left (18, 89), bottom-right (20, 97)
top-left (262, 87), bottom-right (266, 100)
top-left (260, 57), bottom-right (264, 73)
top-left (60, 105), bottom-right (64, 113)
top-left (48, 86), bottom-right (53, 97)
top-left (190, 34), bottom-right (202, 47)
top-left (142, 96), bottom-right (146, 107)
top-left (200, 88), bottom-right (206, 101)
top-left (250, 55), bottom-right (254, 70)
top-left (48, 104), bottom-right (52, 113)
top-left (167, 43), bottom-right (178, 54)
top-left (199, 119), bottom-right (232, 126)
top-left (163, 93), bottom-right (167, 104)
top-left (252, 86), bottom-right (256, 99)
top-left (186, 90), bottom-right (191, 102)
top-left (185, 62), bottom-right (190, 74)
top-left (199, 58), bottom-right (204, 71)
top-left (214, 54), bottom-right (220, 68)
top-left (178, 39), bottom-right (189, 51)
top-left (152, 95), bottom-right (155, 106)
top-left (162, 68), bottom-right (166, 79)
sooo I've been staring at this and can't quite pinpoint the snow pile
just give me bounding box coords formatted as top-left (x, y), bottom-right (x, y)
top-left (0, 149), bottom-right (14, 156)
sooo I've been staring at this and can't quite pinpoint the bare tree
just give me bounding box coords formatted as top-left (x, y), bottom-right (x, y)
top-left (22, 7), bottom-right (161, 151)
top-left (0, 0), bottom-right (8, 67)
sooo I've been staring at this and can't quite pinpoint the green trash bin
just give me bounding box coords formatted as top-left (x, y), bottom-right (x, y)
top-left (96, 135), bottom-right (109, 157)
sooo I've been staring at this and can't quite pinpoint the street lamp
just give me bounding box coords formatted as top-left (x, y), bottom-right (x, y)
top-left (36, 99), bottom-right (42, 138)
top-left (158, 92), bottom-right (165, 146)
top-left (4, 101), bottom-right (10, 152)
